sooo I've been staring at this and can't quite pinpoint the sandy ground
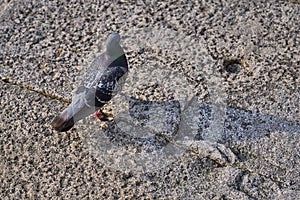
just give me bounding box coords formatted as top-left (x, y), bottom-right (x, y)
top-left (1, 0), bottom-right (299, 199)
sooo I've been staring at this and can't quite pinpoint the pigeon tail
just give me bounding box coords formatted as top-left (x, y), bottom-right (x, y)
top-left (51, 101), bottom-right (101, 132)
top-left (50, 108), bottom-right (75, 132)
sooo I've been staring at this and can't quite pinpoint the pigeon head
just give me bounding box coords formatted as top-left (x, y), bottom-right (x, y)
top-left (106, 32), bottom-right (123, 56)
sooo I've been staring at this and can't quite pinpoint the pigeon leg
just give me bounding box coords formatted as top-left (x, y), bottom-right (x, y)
top-left (91, 109), bottom-right (109, 121)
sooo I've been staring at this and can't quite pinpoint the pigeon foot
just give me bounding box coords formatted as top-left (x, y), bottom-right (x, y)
top-left (91, 110), bottom-right (111, 121)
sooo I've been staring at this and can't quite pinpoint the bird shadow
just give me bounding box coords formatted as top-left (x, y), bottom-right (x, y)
top-left (90, 95), bottom-right (300, 152)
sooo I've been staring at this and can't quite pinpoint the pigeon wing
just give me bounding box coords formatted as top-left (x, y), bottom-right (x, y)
top-left (94, 65), bottom-right (128, 106)
top-left (74, 54), bottom-right (107, 95)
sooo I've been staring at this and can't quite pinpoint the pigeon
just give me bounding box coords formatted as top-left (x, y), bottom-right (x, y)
top-left (51, 32), bottom-right (128, 132)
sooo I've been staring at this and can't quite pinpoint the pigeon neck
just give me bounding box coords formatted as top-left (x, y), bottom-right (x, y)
top-left (108, 53), bottom-right (127, 68)
top-left (106, 45), bottom-right (124, 59)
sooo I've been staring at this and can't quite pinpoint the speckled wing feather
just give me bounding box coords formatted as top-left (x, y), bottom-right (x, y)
top-left (74, 54), bottom-right (107, 94)
top-left (94, 65), bottom-right (128, 105)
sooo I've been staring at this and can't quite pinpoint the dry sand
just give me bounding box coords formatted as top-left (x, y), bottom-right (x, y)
top-left (1, 0), bottom-right (299, 199)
